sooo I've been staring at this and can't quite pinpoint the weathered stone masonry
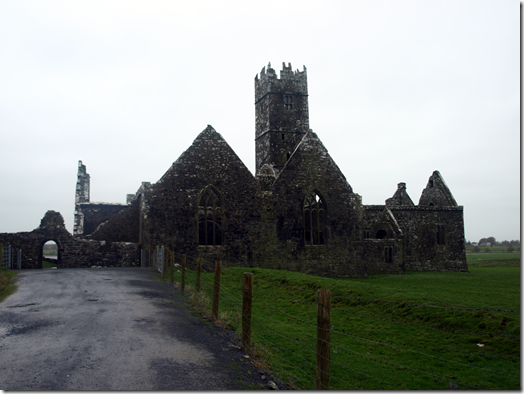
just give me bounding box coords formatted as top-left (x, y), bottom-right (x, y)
top-left (1, 62), bottom-right (467, 275)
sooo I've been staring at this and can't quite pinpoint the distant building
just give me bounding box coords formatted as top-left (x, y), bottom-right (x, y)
top-left (1, 62), bottom-right (468, 276)
top-left (79, 62), bottom-right (468, 277)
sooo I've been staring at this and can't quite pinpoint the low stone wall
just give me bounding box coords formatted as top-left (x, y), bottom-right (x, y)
top-left (61, 239), bottom-right (140, 268)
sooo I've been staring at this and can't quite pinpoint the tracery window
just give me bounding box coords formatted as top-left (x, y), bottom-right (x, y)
top-left (304, 191), bottom-right (326, 245)
top-left (197, 186), bottom-right (223, 246)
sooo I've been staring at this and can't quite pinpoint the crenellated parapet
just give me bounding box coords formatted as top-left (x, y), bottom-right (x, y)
top-left (255, 62), bottom-right (308, 104)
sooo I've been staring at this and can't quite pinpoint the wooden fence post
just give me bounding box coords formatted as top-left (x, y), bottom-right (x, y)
top-left (170, 251), bottom-right (174, 284)
top-left (152, 248), bottom-right (156, 269)
top-left (316, 289), bottom-right (331, 390)
top-left (195, 257), bottom-right (202, 307)
top-left (242, 272), bottom-right (253, 352)
top-left (196, 258), bottom-right (202, 294)
top-left (212, 261), bottom-right (221, 323)
top-left (181, 254), bottom-right (186, 294)
top-left (162, 247), bottom-right (168, 280)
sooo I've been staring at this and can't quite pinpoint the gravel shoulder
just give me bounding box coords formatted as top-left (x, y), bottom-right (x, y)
top-left (0, 268), bottom-right (288, 390)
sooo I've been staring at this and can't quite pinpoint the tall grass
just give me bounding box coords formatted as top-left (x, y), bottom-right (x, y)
top-left (160, 255), bottom-right (520, 390)
top-left (0, 268), bottom-right (18, 303)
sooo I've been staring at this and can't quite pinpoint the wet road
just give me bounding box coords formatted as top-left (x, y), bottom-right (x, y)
top-left (0, 268), bottom-right (280, 390)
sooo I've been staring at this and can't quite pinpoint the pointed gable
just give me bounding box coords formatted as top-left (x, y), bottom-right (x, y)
top-left (418, 170), bottom-right (458, 207)
top-left (386, 182), bottom-right (414, 206)
top-left (274, 131), bottom-right (353, 194)
top-left (159, 125), bottom-right (256, 188)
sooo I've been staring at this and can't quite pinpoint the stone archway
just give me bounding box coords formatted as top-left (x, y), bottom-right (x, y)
top-left (42, 240), bottom-right (60, 268)
top-left (0, 211), bottom-right (73, 269)
top-left (33, 211), bottom-right (72, 269)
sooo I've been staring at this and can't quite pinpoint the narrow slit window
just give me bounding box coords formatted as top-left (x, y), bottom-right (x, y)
top-left (437, 225), bottom-right (445, 245)
top-left (385, 246), bottom-right (393, 263)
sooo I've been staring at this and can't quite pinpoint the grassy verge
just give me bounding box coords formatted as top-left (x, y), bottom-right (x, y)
top-left (0, 268), bottom-right (18, 304)
top-left (157, 256), bottom-right (520, 390)
top-left (42, 260), bottom-right (58, 268)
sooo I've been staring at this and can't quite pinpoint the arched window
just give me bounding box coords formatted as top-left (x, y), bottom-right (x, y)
top-left (304, 191), bottom-right (326, 245)
top-left (197, 186), bottom-right (223, 246)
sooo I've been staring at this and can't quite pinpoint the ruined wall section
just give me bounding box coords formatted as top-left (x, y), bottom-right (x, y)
top-left (77, 203), bottom-right (129, 236)
top-left (74, 160), bottom-right (90, 235)
top-left (386, 182), bottom-right (415, 206)
top-left (0, 211), bottom-right (72, 269)
top-left (419, 170), bottom-right (458, 207)
top-left (360, 207), bottom-right (405, 275)
top-left (89, 199), bottom-right (139, 243)
top-left (140, 125), bottom-right (261, 267)
top-left (391, 206), bottom-right (467, 272)
top-left (263, 131), bottom-right (367, 278)
top-left (60, 239), bottom-right (139, 268)
top-left (255, 62), bottom-right (309, 174)
top-left (365, 205), bottom-right (467, 272)
top-left (0, 210), bottom-right (140, 269)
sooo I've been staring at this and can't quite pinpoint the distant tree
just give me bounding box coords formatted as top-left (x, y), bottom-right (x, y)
top-left (501, 240), bottom-right (510, 247)
top-left (466, 240), bottom-right (471, 246)
top-left (507, 245), bottom-right (515, 253)
top-left (484, 247), bottom-right (491, 253)
top-left (510, 240), bottom-right (520, 247)
top-left (473, 246), bottom-right (480, 253)
top-left (478, 238), bottom-right (488, 246)
top-left (486, 236), bottom-right (496, 245)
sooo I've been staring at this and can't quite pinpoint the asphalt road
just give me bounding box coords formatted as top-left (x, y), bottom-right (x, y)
top-left (0, 268), bottom-right (285, 390)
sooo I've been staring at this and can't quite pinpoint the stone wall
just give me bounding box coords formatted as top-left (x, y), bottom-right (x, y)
top-left (365, 205), bottom-right (467, 272)
top-left (61, 239), bottom-right (139, 268)
top-left (140, 126), bottom-right (262, 269)
top-left (90, 199), bottom-right (139, 243)
top-left (76, 203), bottom-right (130, 236)
top-left (0, 211), bottom-right (139, 269)
top-left (254, 131), bottom-right (368, 278)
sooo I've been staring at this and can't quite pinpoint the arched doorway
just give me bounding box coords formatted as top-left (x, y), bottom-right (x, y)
top-left (42, 240), bottom-right (59, 269)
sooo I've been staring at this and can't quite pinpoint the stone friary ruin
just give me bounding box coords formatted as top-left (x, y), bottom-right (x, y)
top-left (0, 62), bottom-right (467, 277)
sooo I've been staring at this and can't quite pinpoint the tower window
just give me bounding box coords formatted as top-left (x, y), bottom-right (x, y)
top-left (197, 186), bottom-right (224, 246)
top-left (282, 133), bottom-right (285, 141)
top-left (284, 95), bottom-right (293, 110)
top-left (304, 191), bottom-right (326, 245)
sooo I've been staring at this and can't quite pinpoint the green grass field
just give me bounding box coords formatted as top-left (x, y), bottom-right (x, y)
top-left (42, 260), bottom-right (58, 268)
top-left (158, 253), bottom-right (520, 390)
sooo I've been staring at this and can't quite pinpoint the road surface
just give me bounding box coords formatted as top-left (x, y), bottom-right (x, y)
top-left (0, 268), bottom-right (284, 390)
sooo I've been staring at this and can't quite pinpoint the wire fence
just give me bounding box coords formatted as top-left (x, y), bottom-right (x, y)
top-left (141, 247), bottom-right (521, 390)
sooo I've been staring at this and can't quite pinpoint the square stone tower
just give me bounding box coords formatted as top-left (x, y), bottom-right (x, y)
top-left (255, 62), bottom-right (309, 175)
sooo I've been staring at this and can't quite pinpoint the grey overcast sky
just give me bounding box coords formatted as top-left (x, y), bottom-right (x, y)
top-left (0, 0), bottom-right (519, 243)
